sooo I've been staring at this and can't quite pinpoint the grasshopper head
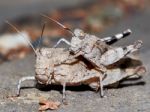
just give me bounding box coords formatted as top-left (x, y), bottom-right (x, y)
top-left (70, 29), bottom-right (86, 54)
top-left (74, 29), bottom-right (85, 39)
top-left (35, 48), bottom-right (51, 84)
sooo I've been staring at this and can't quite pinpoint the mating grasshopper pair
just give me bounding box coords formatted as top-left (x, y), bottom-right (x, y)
top-left (6, 15), bottom-right (146, 102)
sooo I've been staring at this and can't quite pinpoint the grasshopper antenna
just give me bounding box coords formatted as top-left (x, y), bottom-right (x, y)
top-left (5, 20), bottom-right (38, 55)
top-left (37, 22), bottom-right (46, 48)
top-left (40, 13), bottom-right (75, 36)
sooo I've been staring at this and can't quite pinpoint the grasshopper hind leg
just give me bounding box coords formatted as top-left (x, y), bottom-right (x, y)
top-left (101, 29), bottom-right (132, 45)
top-left (100, 40), bottom-right (143, 66)
top-left (16, 76), bottom-right (35, 96)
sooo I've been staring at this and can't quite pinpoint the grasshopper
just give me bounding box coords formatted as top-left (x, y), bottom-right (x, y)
top-left (4, 21), bottom-right (111, 99)
top-left (6, 21), bottom-right (145, 102)
top-left (41, 14), bottom-right (143, 76)
top-left (17, 48), bottom-right (146, 102)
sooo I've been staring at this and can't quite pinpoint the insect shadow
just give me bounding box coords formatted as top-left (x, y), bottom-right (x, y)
top-left (106, 77), bottom-right (146, 89)
top-left (36, 84), bottom-right (94, 93)
top-left (118, 77), bottom-right (146, 88)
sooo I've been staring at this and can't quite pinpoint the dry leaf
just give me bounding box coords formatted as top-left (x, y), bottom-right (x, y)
top-left (6, 95), bottom-right (18, 102)
top-left (39, 98), bottom-right (61, 111)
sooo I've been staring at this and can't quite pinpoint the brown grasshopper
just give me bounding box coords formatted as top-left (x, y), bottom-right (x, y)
top-left (16, 48), bottom-right (146, 102)
top-left (6, 21), bottom-right (103, 99)
top-left (6, 21), bottom-right (145, 102)
top-left (41, 14), bottom-right (143, 76)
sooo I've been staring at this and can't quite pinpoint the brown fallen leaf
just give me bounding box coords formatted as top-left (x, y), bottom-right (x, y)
top-left (6, 95), bottom-right (18, 102)
top-left (39, 98), bottom-right (61, 111)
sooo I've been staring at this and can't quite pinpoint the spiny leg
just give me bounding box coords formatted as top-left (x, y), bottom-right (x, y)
top-left (100, 40), bottom-right (143, 66)
top-left (127, 40), bottom-right (143, 53)
top-left (120, 40), bottom-right (143, 56)
top-left (100, 29), bottom-right (132, 45)
top-left (53, 38), bottom-right (71, 48)
top-left (16, 76), bottom-right (35, 96)
top-left (127, 66), bottom-right (146, 78)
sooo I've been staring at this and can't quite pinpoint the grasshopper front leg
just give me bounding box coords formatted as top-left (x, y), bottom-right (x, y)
top-left (16, 76), bottom-right (35, 96)
top-left (53, 38), bottom-right (71, 48)
top-left (62, 82), bottom-right (67, 103)
top-left (99, 75), bottom-right (104, 97)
